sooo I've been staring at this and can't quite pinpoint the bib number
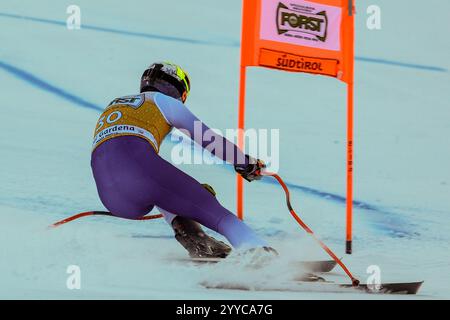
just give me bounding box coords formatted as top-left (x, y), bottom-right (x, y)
top-left (96, 110), bottom-right (122, 132)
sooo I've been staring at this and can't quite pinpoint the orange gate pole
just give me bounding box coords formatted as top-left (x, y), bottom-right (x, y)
top-left (346, 82), bottom-right (354, 254)
top-left (237, 65), bottom-right (247, 220)
top-left (346, 0), bottom-right (355, 254)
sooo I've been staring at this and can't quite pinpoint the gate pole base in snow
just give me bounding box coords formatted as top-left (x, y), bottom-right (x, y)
top-left (346, 240), bottom-right (352, 254)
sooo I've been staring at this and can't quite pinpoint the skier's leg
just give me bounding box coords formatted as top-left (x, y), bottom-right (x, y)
top-left (146, 154), bottom-right (267, 250)
top-left (154, 182), bottom-right (267, 249)
top-left (159, 183), bottom-right (215, 225)
top-left (158, 183), bottom-right (232, 258)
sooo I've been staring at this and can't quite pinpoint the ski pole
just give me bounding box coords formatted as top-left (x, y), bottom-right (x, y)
top-left (50, 211), bottom-right (163, 228)
top-left (261, 171), bottom-right (360, 286)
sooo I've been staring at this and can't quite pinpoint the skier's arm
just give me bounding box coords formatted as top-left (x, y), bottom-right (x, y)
top-left (154, 93), bottom-right (248, 166)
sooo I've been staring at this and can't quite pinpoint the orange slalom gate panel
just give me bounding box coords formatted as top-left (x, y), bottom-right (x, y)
top-left (240, 0), bottom-right (354, 84)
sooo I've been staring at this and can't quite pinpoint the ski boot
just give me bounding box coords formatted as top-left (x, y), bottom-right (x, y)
top-left (171, 183), bottom-right (231, 258)
top-left (172, 216), bottom-right (232, 258)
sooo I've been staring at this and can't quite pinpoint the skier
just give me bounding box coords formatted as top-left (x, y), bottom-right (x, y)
top-left (91, 62), bottom-right (272, 259)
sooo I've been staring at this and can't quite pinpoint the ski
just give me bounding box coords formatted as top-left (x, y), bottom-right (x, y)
top-left (201, 280), bottom-right (424, 295)
top-left (340, 281), bottom-right (424, 295)
top-left (177, 257), bottom-right (338, 273)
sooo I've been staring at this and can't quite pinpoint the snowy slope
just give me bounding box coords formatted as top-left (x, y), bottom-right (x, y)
top-left (0, 0), bottom-right (449, 299)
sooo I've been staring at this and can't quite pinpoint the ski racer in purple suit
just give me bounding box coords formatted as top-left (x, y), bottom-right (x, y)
top-left (91, 62), bottom-right (274, 258)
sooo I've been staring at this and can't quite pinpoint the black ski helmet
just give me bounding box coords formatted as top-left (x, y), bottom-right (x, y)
top-left (140, 62), bottom-right (190, 103)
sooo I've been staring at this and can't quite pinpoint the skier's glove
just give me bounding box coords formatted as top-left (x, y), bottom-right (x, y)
top-left (234, 155), bottom-right (266, 182)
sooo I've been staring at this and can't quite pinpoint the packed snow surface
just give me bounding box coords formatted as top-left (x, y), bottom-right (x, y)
top-left (1, 0), bottom-right (449, 299)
